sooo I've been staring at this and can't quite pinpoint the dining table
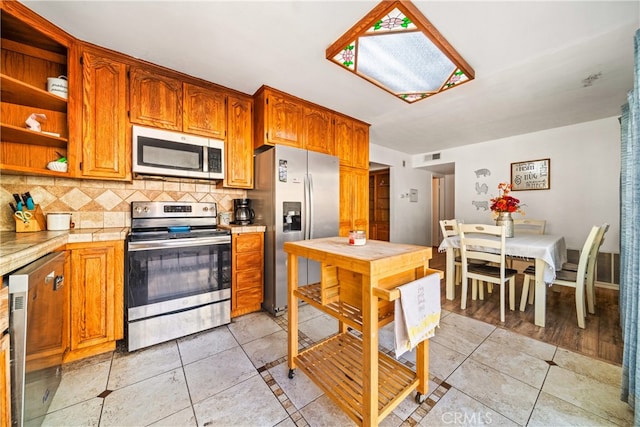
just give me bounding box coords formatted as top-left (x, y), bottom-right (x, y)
top-left (438, 232), bottom-right (567, 327)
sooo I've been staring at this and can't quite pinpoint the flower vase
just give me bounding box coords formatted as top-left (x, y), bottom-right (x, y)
top-left (496, 212), bottom-right (514, 237)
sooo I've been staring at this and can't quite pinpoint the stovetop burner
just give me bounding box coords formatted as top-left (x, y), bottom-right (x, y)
top-left (128, 201), bottom-right (227, 241)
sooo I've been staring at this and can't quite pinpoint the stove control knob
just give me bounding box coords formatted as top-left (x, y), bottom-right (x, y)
top-left (203, 206), bottom-right (209, 212)
top-left (134, 206), bottom-right (142, 214)
top-left (143, 207), bottom-right (150, 213)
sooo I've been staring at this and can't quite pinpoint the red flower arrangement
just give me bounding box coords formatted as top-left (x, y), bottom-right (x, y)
top-left (490, 183), bottom-right (524, 214)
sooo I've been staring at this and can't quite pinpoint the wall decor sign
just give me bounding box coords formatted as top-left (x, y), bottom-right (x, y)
top-left (511, 158), bottom-right (550, 191)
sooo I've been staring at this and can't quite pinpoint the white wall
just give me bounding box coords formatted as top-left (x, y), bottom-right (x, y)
top-left (412, 117), bottom-right (621, 253)
top-left (369, 144), bottom-right (432, 246)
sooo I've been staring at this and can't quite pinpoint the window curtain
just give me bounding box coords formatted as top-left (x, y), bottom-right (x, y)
top-left (620, 28), bottom-right (640, 424)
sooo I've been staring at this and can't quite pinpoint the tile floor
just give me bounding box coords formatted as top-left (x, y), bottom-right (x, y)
top-left (33, 305), bottom-right (633, 427)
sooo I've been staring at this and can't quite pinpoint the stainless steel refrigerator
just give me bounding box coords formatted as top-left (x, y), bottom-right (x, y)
top-left (250, 145), bottom-right (339, 316)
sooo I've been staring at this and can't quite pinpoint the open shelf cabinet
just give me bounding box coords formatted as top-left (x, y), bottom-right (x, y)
top-left (1, 3), bottom-right (72, 176)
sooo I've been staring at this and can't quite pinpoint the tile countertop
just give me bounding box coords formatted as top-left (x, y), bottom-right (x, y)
top-left (220, 224), bottom-right (266, 233)
top-left (0, 228), bottom-right (129, 277)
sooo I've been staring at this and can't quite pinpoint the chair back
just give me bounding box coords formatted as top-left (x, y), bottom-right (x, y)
top-left (513, 219), bottom-right (546, 235)
top-left (439, 219), bottom-right (459, 239)
top-left (585, 223), bottom-right (609, 280)
top-left (458, 223), bottom-right (507, 278)
top-left (574, 226), bottom-right (601, 281)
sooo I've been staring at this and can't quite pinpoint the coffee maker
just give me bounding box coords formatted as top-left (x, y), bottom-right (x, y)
top-left (233, 198), bottom-right (255, 225)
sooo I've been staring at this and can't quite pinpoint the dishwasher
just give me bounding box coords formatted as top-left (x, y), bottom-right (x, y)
top-left (8, 251), bottom-right (67, 427)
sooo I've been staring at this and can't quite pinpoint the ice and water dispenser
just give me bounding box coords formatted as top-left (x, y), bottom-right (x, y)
top-left (283, 201), bottom-right (301, 232)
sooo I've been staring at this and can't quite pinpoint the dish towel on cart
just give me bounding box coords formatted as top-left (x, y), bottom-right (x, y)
top-left (394, 273), bottom-right (441, 358)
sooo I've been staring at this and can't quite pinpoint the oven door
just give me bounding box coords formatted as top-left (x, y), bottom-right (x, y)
top-left (126, 235), bottom-right (231, 314)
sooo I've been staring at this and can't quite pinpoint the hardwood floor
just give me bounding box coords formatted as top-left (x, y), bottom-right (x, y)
top-left (429, 248), bottom-right (623, 365)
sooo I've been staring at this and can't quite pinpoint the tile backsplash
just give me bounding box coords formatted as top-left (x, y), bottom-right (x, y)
top-left (0, 174), bottom-right (245, 231)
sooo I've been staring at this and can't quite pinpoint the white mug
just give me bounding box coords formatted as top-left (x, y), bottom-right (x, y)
top-left (47, 75), bottom-right (68, 99)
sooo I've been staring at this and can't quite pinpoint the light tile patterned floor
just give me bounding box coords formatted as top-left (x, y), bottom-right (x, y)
top-left (33, 307), bottom-right (633, 426)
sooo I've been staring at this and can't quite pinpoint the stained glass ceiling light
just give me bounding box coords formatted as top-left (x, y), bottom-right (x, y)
top-left (326, 0), bottom-right (475, 104)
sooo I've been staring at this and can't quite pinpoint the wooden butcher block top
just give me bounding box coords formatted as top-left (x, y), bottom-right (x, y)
top-left (284, 237), bottom-right (432, 279)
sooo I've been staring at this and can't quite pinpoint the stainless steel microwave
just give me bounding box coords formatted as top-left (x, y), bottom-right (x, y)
top-left (132, 125), bottom-right (224, 180)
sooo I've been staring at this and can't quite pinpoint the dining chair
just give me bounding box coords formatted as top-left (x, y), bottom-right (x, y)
top-left (459, 223), bottom-right (519, 322)
top-left (439, 219), bottom-right (462, 285)
top-left (507, 219), bottom-right (546, 269)
top-left (520, 225), bottom-right (600, 328)
top-left (439, 219), bottom-right (488, 287)
top-left (513, 219), bottom-right (546, 235)
top-left (560, 223), bottom-right (609, 314)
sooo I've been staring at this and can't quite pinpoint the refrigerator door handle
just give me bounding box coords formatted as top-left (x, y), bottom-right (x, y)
top-left (308, 174), bottom-right (314, 239)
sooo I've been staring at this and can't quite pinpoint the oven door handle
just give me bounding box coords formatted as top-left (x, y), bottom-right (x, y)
top-left (128, 236), bottom-right (230, 251)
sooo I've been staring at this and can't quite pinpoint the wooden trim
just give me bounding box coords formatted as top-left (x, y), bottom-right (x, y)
top-left (1, 0), bottom-right (74, 46)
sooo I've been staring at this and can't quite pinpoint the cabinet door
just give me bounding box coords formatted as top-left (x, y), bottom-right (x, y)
top-left (352, 121), bottom-right (370, 169)
top-left (183, 83), bottom-right (226, 139)
top-left (129, 67), bottom-right (182, 130)
top-left (232, 232), bottom-right (264, 317)
top-left (0, 334), bottom-right (9, 427)
top-left (81, 49), bottom-right (130, 180)
top-left (69, 241), bottom-right (124, 352)
top-left (335, 115), bottom-right (369, 168)
top-left (265, 91), bottom-right (303, 148)
top-left (339, 166), bottom-right (369, 236)
top-left (303, 105), bottom-right (335, 155)
top-left (224, 95), bottom-right (254, 188)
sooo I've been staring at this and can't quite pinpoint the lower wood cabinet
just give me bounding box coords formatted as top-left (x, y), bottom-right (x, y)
top-left (64, 240), bottom-right (124, 363)
top-left (231, 232), bottom-right (264, 317)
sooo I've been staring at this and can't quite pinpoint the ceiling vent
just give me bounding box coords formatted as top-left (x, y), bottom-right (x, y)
top-left (424, 153), bottom-right (441, 161)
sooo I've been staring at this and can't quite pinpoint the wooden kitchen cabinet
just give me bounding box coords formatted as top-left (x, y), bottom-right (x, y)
top-left (183, 82), bottom-right (226, 139)
top-left (77, 45), bottom-right (130, 180)
top-left (129, 66), bottom-right (183, 130)
top-left (65, 240), bottom-right (124, 362)
top-left (335, 114), bottom-right (369, 169)
top-left (0, 1), bottom-right (74, 177)
top-left (223, 94), bottom-right (254, 189)
top-left (339, 165), bottom-right (369, 237)
top-left (231, 232), bottom-right (264, 317)
top-left (303, 105), bottom-right (335, 155)
top-left (253, 86), bottom-right (303, 150)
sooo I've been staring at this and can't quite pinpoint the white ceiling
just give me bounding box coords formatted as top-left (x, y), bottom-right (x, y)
top-left (22, 0), bottom-right (639, 156)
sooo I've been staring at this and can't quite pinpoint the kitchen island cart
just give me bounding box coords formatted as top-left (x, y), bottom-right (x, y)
top-left (284, 237), bottom-right (441, 426)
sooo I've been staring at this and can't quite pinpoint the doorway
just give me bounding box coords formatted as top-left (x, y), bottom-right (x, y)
top-left (431, 173), bottom-right (455, 246)
top-left (369, 168), bottom-right (390, 241)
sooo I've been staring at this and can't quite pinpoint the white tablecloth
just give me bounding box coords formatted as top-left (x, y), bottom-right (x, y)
top-left (438, 233), bottom-right (567, 283)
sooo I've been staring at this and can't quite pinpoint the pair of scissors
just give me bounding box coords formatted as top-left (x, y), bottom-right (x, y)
top-left (14, 211), bottom-right (33, 223)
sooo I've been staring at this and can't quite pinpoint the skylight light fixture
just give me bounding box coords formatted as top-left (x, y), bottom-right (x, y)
top-left (326, 0), bottom-right (475, 104)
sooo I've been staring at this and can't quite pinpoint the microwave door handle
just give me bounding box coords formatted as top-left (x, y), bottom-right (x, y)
top-left (203, 143), bottom-right (209, 173)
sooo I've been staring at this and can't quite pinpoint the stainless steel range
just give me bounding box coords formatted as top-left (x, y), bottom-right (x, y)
top-left (125, 201), bottom-right (231, 351)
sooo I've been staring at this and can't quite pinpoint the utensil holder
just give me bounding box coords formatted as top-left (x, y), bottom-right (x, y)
top-left (15, 205), bottom-right (47, 233)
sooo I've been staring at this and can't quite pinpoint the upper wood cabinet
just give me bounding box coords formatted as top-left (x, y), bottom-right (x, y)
top-left (254, 86), bottom-right (303, 150)
top-left (335, 114), bottom-right (369, 169)
top-left (129, 66), bottom-right (183, 131)
top-left (183, 83), bottom-right (226, 139)
top-left (303, 105), bottom-right (335, 156)
top-left (339, 165), bottom-right (369, 237)
top-left (77, 45), bottom-right (130, 180)
top-left (224, 94), bottom-right (253, 188)
top-left (0, 1), bottom-right (74, 177)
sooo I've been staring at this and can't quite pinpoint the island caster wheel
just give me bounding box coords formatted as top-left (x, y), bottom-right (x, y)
top-left (288, 369), bottom-right (295, 379)
top-left (415, 392), bottom-right (426, 404)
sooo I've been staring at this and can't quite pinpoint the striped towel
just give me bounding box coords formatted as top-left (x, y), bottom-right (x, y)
top-left (394, 273), bottom-right (441, 358)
